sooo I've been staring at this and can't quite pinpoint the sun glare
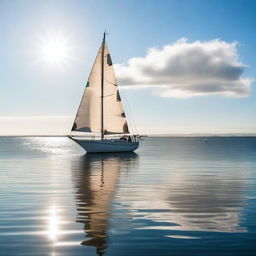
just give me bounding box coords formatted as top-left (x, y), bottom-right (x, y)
top-left (42, 38), bottom-right (67, 64)
top-left (35, 32), bottom-right (72, 67)
top-left (48, 205), bottom-right (60, 241)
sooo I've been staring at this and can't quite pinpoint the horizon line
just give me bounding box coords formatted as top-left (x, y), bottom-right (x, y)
top-left (1, 133), bottom-right (256, 138)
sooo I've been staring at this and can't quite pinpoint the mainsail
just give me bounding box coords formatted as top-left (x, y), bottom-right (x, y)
top-left (71, 34), bottom-right (129, 137)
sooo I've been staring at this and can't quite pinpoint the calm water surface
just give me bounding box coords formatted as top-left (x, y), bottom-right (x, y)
top-left (0, 137), bottom-right (256, 256)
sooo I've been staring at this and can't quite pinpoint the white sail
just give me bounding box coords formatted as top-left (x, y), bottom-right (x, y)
top-left (72, 42), bottom-right (129, 135)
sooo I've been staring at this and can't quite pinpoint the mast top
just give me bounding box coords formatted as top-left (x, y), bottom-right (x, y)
top-left (102, 30), bottom-right (107, 44)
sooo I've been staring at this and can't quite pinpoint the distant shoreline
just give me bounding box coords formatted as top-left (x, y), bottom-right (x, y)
top-left (0, 134), bottom-right (256, 138)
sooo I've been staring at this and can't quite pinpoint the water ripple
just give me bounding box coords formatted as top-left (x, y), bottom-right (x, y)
top-left (0, 137), bottom-right (256, 255)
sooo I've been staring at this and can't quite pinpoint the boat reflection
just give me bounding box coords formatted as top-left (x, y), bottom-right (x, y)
top-left (72, 153), bottom-right (138, 255)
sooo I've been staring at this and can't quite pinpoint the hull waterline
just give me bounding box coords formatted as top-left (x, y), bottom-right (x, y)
top-left (71, 138), bottom-right (139, 153)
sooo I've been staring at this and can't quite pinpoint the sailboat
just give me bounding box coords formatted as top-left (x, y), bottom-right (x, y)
top-left (69, 32), bottom-right (140, 153)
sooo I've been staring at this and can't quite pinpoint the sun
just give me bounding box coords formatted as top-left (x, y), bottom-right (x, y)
top-left (41, 37), bottom-right (68, 65)
top-left (35, 31), bottom-right (72, 67)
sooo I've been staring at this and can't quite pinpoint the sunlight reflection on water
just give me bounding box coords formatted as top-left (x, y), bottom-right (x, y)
top-left (23, 137), bottom-right (76, 154)
top-left (47, 206), bottom-right (61, 241)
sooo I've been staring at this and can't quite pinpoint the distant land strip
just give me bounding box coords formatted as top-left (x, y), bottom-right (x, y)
top-left (0, 134), bottom-right (256, 138)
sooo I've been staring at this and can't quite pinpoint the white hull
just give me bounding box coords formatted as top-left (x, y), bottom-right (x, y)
top-left (71, 138), bottom-right (139, 153)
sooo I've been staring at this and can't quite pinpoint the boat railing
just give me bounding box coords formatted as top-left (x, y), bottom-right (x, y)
top-left (69, 133), bottom-right (141, 142)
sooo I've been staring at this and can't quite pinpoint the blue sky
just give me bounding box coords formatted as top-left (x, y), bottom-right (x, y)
top-left (0, 0), bottom-right (255, 135)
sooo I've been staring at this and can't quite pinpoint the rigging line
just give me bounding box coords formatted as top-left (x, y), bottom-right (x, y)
top-left (119, 89), bottom-right (133, 134)
top-left (95, 94), bottom-right (114, 98)
top-left (103, 93), bottom-right (114, 97)
top-left (121, 89), bottom-right (138, 135)
top-left (105, 79), bottom-right (117, 86)
top-left (127, 98), bottom-right (138, 134)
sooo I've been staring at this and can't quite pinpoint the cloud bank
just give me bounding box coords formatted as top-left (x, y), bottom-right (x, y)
top-left (115, 38), bottom-right (253, 98)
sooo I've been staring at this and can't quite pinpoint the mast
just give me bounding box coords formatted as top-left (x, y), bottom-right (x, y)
top-left (101, 32), bottom-right (106, 140)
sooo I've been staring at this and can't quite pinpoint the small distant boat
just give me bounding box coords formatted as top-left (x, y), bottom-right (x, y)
top-left (69, 32), bottom-right (140, 153)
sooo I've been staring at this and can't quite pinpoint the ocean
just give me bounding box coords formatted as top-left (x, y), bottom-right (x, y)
top-left (0, 137), bottom-right (255, 256)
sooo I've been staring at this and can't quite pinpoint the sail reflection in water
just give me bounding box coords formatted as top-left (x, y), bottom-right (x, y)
top-left (72, 153), bottom-right (138, 255)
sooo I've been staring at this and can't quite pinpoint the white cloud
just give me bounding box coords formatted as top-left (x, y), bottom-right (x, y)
top-left (115, 38), bottom-right (253, 98)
